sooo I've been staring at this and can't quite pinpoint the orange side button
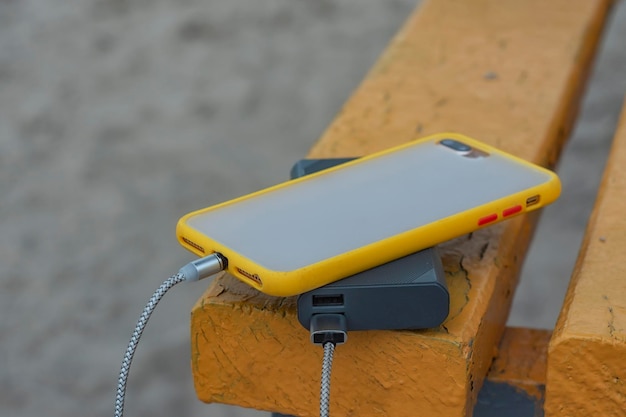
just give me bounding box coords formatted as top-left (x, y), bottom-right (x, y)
top-left (478, 213), bottom-right (498, 226)
top-left (502, 205), bottom-right (523, 217)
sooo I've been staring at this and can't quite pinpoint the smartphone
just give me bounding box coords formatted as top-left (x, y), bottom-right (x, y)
top-left (177, 133), bottom-right (560, 296)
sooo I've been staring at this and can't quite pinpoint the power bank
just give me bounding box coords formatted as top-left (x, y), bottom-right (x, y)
top-left (291, 159), bottom-right (450, 331)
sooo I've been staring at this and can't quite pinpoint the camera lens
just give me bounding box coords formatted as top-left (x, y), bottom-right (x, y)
top-left (440, 139), bottom-right (472, 152)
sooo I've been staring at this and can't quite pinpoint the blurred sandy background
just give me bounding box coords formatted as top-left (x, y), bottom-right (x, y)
top-left (0, 1), bottom-right (624, 417)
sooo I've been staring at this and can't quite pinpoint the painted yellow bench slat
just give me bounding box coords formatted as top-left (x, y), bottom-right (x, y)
top-left (190, 0), bottom-right (612, 416)
top-left (546, 100), bottom-right (626, 417)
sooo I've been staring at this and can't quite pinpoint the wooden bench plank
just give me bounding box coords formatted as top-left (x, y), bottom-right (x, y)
top-left (272, 327), bottom-right (551, 417)
top-left (190, 1), bottom-right (612, 416)
top-left (545, 101), bottom-right (626, 417)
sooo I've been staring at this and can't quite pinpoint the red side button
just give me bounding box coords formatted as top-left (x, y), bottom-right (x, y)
top-left (478, 213), bottom-right (498, 226)
top-left (502, 205), bottom-right (523, 217)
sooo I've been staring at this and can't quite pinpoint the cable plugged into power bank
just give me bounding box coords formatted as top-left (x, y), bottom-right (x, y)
top-left (301, 247), bottom-right (449, 417)
top-left (309, 313), bottom-right (347, 417)
top-left (114, 253), bottom-right (226, 417)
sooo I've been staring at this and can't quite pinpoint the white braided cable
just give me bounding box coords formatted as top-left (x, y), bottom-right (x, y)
top-left (320, 342), bottom-right (335, 417)
top-left (114, 273), bottom-right (186, 417)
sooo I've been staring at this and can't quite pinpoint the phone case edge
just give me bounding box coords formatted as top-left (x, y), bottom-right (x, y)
top-left (176, 133), bottom-right (561, 296)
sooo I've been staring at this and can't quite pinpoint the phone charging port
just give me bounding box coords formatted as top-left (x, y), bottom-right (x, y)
top-left (526, 195), bottom-right (541, 207)
top-left (312, 294), bottom-right (344, 307)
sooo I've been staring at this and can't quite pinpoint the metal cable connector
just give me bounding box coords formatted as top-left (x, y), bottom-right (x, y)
top-left (310, 314), bottom-right (347, 345)
top-left (179, 253), bottom-right (227, 282)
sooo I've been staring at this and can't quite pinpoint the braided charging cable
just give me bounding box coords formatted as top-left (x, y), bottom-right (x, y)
top-left (114, 273), bottom-right (186, 417)
top-left (320, 342), bottom-right (336, 417)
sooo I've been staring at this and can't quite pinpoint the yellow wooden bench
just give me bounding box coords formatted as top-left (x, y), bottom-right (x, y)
top-left (189, 0), bottom-right (622, 415)
top-left (545, 102), bottom-right (626, 416)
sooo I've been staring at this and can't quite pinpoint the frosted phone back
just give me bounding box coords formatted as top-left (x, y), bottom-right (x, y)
top-left (177, 133), bottom-right (561, 296)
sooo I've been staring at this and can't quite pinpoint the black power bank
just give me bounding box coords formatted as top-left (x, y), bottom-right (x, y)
top-left (290, 159), bottom-right (450, 331)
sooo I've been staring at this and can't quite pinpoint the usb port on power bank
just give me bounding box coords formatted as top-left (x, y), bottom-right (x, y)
top-left (312, 294), bottom-right (344, 307)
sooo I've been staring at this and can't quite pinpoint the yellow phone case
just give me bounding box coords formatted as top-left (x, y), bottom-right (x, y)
top-left (177, 133), bottom-right (561, 296)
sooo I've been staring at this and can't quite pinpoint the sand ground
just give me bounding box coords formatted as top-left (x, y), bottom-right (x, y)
top-left (0, 1), bottom-right (625, 417)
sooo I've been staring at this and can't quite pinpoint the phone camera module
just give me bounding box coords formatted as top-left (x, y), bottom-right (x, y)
top-left (440, 139), bottom-right (472, 153)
